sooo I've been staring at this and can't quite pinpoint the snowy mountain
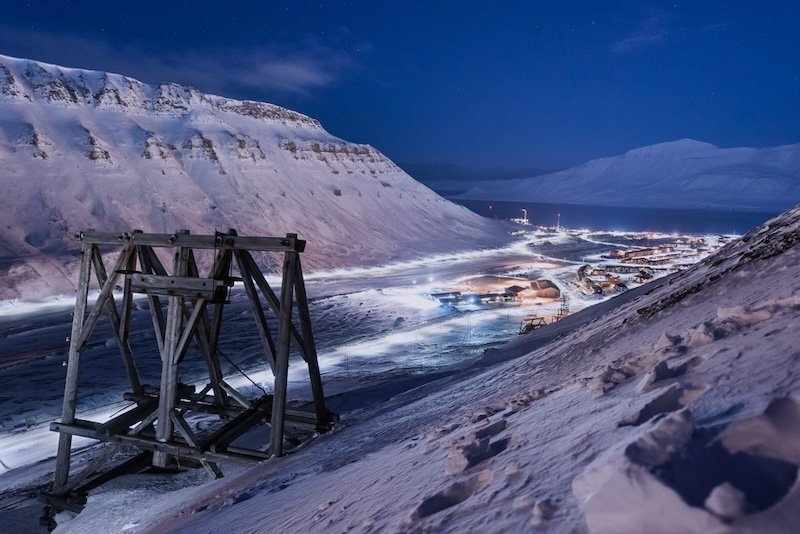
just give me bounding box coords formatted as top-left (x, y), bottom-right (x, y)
top-left (460, 138), bottom-right (800, 212)
top-left (56, 205), bottom-right (800, 531)
top-left (0, 54), bottom-right (507, 299)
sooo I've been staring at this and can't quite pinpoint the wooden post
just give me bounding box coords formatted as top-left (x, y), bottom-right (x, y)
top-left (153, 230), bottom-right (190, 468)
top-left (199, 247), bottom-right (231, 406)
top-left (137, 246), bottom-right (166, 355)
top-left (239, 251), bottom-right (306, 358)
top-left (90, 246), bottom-right (142, 394)
top-left (293, 255), bottom-right (328, 426)
top-left (235, 250), bottom-right (277, 373)
top-left (52, 242), bottom-right (93, 492)
top-left (270, 236), bottom-right (297, 457)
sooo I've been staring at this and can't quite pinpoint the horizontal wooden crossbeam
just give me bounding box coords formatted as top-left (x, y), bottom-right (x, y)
top-left (129, 274), bottom-right (232, 300)
top-left (76, 229), bottom-right (306, 252)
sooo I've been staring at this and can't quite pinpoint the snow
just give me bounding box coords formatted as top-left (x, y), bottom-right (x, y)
top-left (0, 54), bottom-right (510, 300)
top-left (459, 138), bottom-right (800, 213)
top-left (0, 206), bottom-right (791, 532)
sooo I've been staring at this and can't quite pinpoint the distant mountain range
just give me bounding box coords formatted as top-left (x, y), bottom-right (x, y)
top-left (459, 139), bottom-right (800, 212)
top-left (0, 54), bottom-right (507, 299)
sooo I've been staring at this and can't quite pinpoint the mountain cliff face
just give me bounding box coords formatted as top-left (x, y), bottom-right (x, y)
top-left (460, 139), bottom-right (800, 212)
top-left (0, 55), bottom-right (507, 299)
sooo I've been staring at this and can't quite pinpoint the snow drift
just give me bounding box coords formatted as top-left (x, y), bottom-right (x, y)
top-left (54, 200), bottom-right (800, 532)
top-left (460, 138), bottom-right (800, 213)
top-left (0, 54), bottom-right (507, 300)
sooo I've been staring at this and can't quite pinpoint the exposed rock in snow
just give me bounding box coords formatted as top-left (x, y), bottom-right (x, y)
top-left (0, 54), bottom-right (509, 300)
top-left (705, 482), bottom-right (751, 520)
top-left (460, 138), bottom-right (800, 212)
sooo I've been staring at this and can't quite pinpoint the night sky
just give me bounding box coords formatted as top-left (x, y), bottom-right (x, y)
top-left (1, 1), bottom-right (798, 181)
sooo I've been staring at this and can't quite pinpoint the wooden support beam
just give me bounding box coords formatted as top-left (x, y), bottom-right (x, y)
top-left (136, 246), bottom-right (166, 355)
top-left (53, 242), bottom-right (93, 493)
top-left (78, 230), bottom-right (305, 252)
top-left (51, 421), bottom-right (264, 465)
top-left (220, 380), bottom-right (252, 409)
top-left (118, 252), bottom-right (135, 345)
top-left (76, 246), bottom-right (135, 350)
top-left (174, 298), bottom-right (207, 365)
top-left (129, 410), bottom-right (159, 436)
top-left (293, 255), bottom-right (329, 427)
top-left (235, 250), bottom-right (277, 374)
top-left (170, 410), bottom-right (199, 448)
top-left (239, 250), bottom-right (307, 360)
top-left (201, 397), bottom-right (272, 453)
top-left (60, 444), bottom-right (120, 493)
top-left (129, 274), bottom-right (230, 300)
top-left (187, 249), bottom-right (229, 408)
top-left (200, 459), bottom-right (223, 479)
top-left (90, 246), bottom-right (142, 394)
top-left (153, 230), bottom-right (191, 468)
top-left (97, 397), bottom-right (159, 436)
top-left (270, 240), bottom-right (298, 457)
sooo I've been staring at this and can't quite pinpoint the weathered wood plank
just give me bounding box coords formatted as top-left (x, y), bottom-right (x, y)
top-left (174, 298), bottom-right (207, 364)
top-left (170, 410), bottom-right (199, 448)
top-left (97, 397), bottom-right (159, 436)
top-left (51, 421), bottom-right (264, 465)
top-left (78, 229), bottom-right (304, 252)
top-left (239, 250), bottom-right (307, 359)
top-left (75, 246), bottom-right (135, 350)
top-left (136, 246), bottom-right (166, 354)
top-left (220, 380), bottom-right (252, 409)
top-left (271, 242), bottom-right (297, 457)
top-left (185, 249), bottom-right (229, 406)
top-left (153, 230), bottom-right (191, 467)
top-left (293, 255), bottom-right (329, 426)
top-left (129, 274), bottom-right (230, 299)
top-left (235, 250), bottom-right (277, 373)
top-left (53, 242), bottom-right (93, 493)
top-left (90, 247), bottom-right (142, 394)
top-left (201, 397), bottom-right (272, 452)
top-left (60, 444), bottom-right (120, 493)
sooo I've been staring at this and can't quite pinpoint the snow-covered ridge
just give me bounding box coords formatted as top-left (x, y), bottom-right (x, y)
top-left (460, 138), bottom-right (800, 212)
top-left (0, 54), bottom-right (321, 127)
top-left (0, 54), bottom-right (508, 300)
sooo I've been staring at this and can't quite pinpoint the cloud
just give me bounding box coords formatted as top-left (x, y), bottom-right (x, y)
top-left (0, 24), bottom-right (359, 98)
top-left (611, 12), bottom-right (675, 54)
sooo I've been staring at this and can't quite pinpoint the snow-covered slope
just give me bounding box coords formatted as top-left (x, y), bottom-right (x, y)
top-left (460, 139), bottom-right (800, 212)
top-left (58, 206), bottom-right (800, 532)
top-left (0, 54), bottom-right (507, 299)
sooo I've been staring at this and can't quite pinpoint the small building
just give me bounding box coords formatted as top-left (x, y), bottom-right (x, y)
top-left (531, 279), bottom-right (560, 299)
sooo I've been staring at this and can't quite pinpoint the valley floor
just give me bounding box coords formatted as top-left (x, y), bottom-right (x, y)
top-left (3, 224), bottom-right (787, 533)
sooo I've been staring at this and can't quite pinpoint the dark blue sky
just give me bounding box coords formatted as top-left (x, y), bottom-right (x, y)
top-left (1, 1), bottom-right (798, 178)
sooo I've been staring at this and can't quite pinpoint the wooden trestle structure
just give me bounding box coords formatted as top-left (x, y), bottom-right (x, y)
top-left (42, 229), bottom-right (334, 515)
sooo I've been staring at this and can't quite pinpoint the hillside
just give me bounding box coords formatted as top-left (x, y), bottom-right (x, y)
top-left (56, 204), bottom-right (800, 532)
top-left (0, 54), bottom-right (507, 300)
top-left (460, 139), bottom-right (800, 213)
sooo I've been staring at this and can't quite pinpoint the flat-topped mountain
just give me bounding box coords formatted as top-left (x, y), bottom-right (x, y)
top-left (0, 54), bottom-right (507, 299)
